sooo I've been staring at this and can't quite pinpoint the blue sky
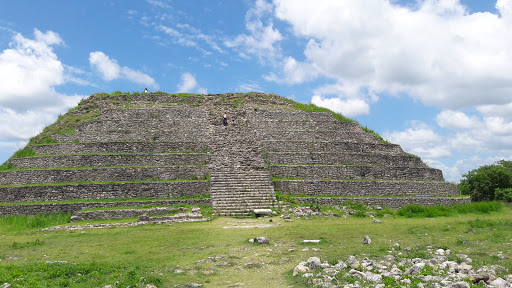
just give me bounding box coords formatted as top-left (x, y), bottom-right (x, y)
top-left (0, 0), bottom-right (511, 182)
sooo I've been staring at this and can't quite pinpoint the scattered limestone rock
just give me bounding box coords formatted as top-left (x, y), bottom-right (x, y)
top-left (302, 239), bottom-right (321, 243)
top-left (363, 235), bottom-right (371, 244)
top-left (291, 247), bottom-right (512, 288)
top-left (253, 209), bottom-right (272, 215)
top-left (252, 237), bottom-right (269, 244)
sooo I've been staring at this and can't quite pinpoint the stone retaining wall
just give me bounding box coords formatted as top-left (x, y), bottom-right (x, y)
top-left (32, 141), bottom-right (208, 155)
top-left (294, 197), bottom-right (470, 209)
top-left (0, 181), bottom-right (208, 203)
top-left (11, 153), bottom-right (209, 169)
top-left (0, 166), bottom-right (209, 185)
top-left (250, 120), bottom-right (361, 131)
top-left (0, 199), bottom-right (211, 216)
top-left (247, 112), bottom-right (335, 121)
top-left (274, 180), bottom-right (457, 197)
top-left (73, 207), bottom-right (172, 221)
top-left (269, 165), bottom-right (444, 181)
top-left (256, 130), bottom-right (381, 143)
top-left (259, 141), bottom-right (405, 155)
top-left (78, 119), bottom-right (207, 132)
top-left (98, 107), bottom-right (206, 120)
top-left (265, 152), bottom-right (425, 167)
top-left (54, 130), bottom-right (208, 143)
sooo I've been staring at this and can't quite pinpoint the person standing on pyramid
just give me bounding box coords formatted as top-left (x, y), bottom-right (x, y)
top-left (223, 113), bottom-right (228, 126)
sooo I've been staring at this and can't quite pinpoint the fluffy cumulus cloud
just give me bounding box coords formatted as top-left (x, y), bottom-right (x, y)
top-left (0, 29), bottom-right (85, 159)
top-left (269, 0), bottom-right (512, 111)
top-left (435, 110), bottom-right (481, 130)
top-left (383, 122), bottom-right (452, 159)
top-left (177, 72), bottom-right (207, 94)
top-left (225, 0), bottom-right (283, 63)
top-left (0, 29), bottom-right (68, 109)
top-left (89, 51), bottom-right (159, 90)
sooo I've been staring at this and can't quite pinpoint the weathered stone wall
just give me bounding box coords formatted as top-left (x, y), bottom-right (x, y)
top-left (0, 166), bottom-right (208, 185)
top-left (77, 119), bottom-right (206, 132)
top-left (0, 199), bottom-right (211, 216)
top-left (0, 181), bottom-right (208, 203)
top-left (295, 197), bottom-right (470, 209)
top-left (269, 165), bottom-right (444, 181)
top-left (32, 141), bottom-right (208, 155)
top-left (255, 130), bottom-right (381, 143)
top-left (259, 141), bottom-right (405, 155)
top-left (265, 152), bottom-right (425, 167)
top-left (246, 112), bottom-right (335, 121)
top-left (250, 120), bottom-right (361, 131)
top-left (54, 130), bottom-right (208, 143)
top-left (73, 207), bottom-right (172, 221)
top-left (98, 107), bottom-right (206, 120)
top-left (274, 180), bottom-right (457, 197)
top-left (11, 153), bottom-right (209, 169)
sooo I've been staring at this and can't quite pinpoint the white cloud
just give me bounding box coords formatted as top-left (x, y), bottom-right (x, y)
top-left (383, 122), bottom-right (451, 159)
top-left (0, 29), bottom-right (65, 110)
top-left (89, 51), bottom-right (159, 89)
top-left (177, 72), bottom-right (207, 94)
top-left (311, 95), bottom-right (369, 117)
top-left (89, 51), bottom-right (120, 81)
top-left (0, 28), bottom-right (86, 162)
top-left (225, 0), bottom-right (283, 63)
top-left (272, 0), bottom-right (512, 110)
top-left (264, 57), bottom-right (319, 84)
top-left (435, 110), bottom-right (481, 130)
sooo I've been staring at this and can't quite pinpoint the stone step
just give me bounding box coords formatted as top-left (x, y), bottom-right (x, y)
top-left (0, 181), bottom-right (209, 203)
top-left (293, 196), bottom-right (471, 210)
top-left (31, 141), bottom-right (208, 155)
top-left (259, 141), bottom-right (405, 155)
top-left (255, 130), bottom-right (381, 144)
top-left (269, 165), bottom-right (445, 181)
top-left (0, 198), bottom-right (211, 217)
top-left (273, 180), bottom-right (458, 197)
top-left (98, 107), bottom-right (207, 121)
top-left (54, 130), bottom-right (208, 143)
top-left (246, 112), bottom-right (334, 121)
top-left (11, 153), bottom-right (209, 169)
top-left (264, 152), bottom-right (425, 168)
top-left (250, 120), bottom-right (361, 131)
top-left (211, 191), bottom-right (276, 196)
top-left (0, 166), bottom-right (208, 185)
top-left (78, 120), bottom-right (208, 132)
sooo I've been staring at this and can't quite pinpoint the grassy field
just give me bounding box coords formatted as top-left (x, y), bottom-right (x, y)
top-left (0, 203), bottom-right (511, 287)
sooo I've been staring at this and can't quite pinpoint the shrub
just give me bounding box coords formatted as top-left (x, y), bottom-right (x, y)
top-left (495, 188), bottom-right (512, 202)
top-left (458, 160), bottom-right (512, 201)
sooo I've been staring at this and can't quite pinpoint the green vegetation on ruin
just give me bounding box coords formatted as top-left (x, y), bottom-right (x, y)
top-left (0, 203), bottom-right (510, 287)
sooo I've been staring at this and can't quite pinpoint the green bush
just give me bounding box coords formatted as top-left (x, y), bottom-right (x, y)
top-left (458, 160), bottom-right (512, 201)
top-left (495, 188), bottom-right (512, 202)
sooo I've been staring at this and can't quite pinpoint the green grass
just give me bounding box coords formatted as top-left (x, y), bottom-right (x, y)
top-left (397, 201), bottom-right (502, 218)
top-left (0, 162), bottom-right (15, 172)
top-left (11, 148), bottom-right (36, 158)
top-left (0, 204), bottom-right (510, 287)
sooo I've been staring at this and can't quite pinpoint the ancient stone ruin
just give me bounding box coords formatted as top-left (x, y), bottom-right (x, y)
top-left (0, 92), bottom-right (469, 217)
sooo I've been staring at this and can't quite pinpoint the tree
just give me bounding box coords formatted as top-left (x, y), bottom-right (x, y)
top-left (458, 160), bottom-right (512, 201)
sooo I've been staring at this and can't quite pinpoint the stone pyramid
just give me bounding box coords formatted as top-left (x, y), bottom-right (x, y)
top-left (0, 92), bottom-right (468, 217)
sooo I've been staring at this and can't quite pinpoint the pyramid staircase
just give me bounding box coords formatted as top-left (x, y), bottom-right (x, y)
top-left (208, 110), bottom-right (278, 216)
top-left (210, 171), bottom-right (276, 217)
